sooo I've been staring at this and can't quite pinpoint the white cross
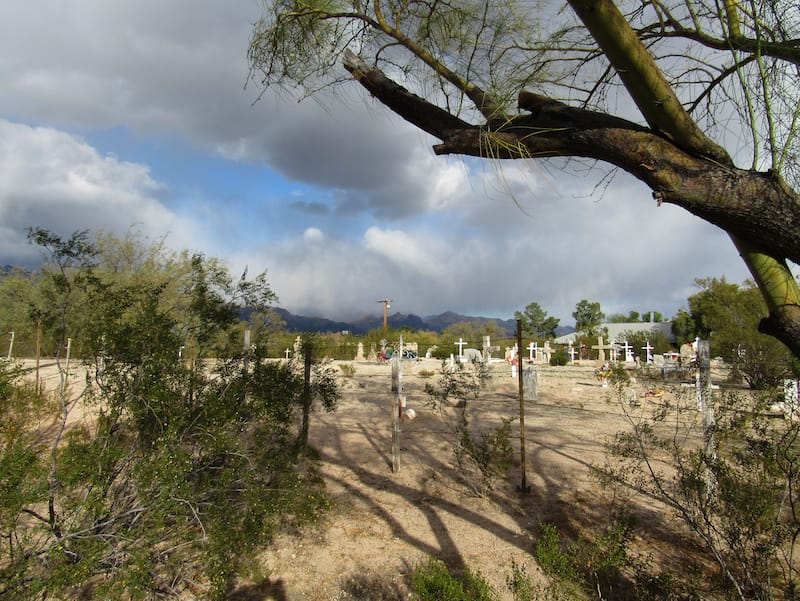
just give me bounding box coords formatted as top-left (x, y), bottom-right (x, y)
top-left (284, 348), bottom-right (291, 359)
top-left (642, 340), bottom-right (654, 363)
top-left (527, 341), bottom-right (537, 361)
top-left (620, 340), bottom-right (634, 362)
top-left (454, 338), bottom-right (468, 359)
top-left (568, 342), bottom-right (576, 363)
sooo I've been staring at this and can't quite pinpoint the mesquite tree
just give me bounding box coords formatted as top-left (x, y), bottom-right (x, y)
top-left (249, 0), bottom-right (800, 356)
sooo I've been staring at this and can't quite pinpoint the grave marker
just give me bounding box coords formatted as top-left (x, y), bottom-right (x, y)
top-left (454, 338), bottom-right (468, 360)
top-left (642, 340), bottom-right (654, 364)
top-left (591, 336), bottom-right (614, 365)
top-left (482, 335), bottom-right (500, 362)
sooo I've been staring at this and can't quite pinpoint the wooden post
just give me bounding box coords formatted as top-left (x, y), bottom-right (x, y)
top-left (697, 341), bottom-right (716, 457)
top-left (516, 319), bottom-right (530, 492)
top-left (243, 329), bottom-right (251, 374)
top-left (391, 339), bottom-right (403, 473)
top-left (35, 319), bottom-right (41, 395)
top-left (60, 338), bottom-right (72, 397)
top-left (6, 331), bottom-right (14, 360)
top-left (301, 338), bottom-right (312, 449)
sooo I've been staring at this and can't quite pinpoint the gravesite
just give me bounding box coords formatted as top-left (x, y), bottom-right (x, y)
top-left (3, 2), bottom-right (800, 601)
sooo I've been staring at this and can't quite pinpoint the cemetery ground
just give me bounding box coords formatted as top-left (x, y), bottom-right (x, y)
top-left (30, 357), bottom-right (738, 600)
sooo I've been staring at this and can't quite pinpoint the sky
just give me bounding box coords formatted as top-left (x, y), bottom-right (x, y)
top-left (0, 0), bottom-right (753, 326)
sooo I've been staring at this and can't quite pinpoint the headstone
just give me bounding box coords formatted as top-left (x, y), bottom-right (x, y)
top-left (523, 367), bottom-right (537, 400)
top-left (462, 348), bottom-right (483, 363)
top-left (355, 342), bottom-right (365, 361)
top-left (527, 341), bottom-right (537, 362)
top-left (620, 340), bottom-right (634, 363)
top-left (609, 339), bottom-right (619, 362)
top-left (567, 341), bottom-right (576, 364)
top-left (367, 343), bottom-right (378, 362)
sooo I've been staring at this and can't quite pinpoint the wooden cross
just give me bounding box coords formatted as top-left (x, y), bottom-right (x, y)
top-left (591, 336), bottom-right (614, 364)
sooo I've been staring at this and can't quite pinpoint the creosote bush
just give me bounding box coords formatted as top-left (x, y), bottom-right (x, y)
top-left (598, 377), bottom-right (800, 601)
top-left (424, 361), bottom-right (513, 496)
top-left (412, 557), bottom-right (497, 601)
top-left (0, 230), bottom-right (338, 601)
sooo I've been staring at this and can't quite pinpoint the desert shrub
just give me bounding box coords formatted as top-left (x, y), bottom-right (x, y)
top-left (418, 369), bottom-right (435, 378)
top-left (0, 230), bottom-right (338, 601)
top-left (412, 557), bottom-right (497, 601)
top-left (505, 559), bottom-right (535, 601)
top-left (424, 362), bottom-right (512, 496)
top-left (534, 513), bottom-right (635, 600)
top-left (549, 348), bottom-right (568, 366)
top-left (600, 382), bottom-right (800, 601)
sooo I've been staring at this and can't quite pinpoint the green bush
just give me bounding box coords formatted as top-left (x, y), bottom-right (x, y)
top-left (412, 557), bottom-right (497, 601)
top-left (534, 514), bottom-right (635, 599)
top-left (549, 348), bottom-right (568, 366)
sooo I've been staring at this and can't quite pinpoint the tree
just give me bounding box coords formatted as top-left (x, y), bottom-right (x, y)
top-left (249, 1), bottom-right (800, 358)
top-left (1, 230), bottom-right (335, 600)
top-left (515, 301), bottom-right (560, 339)
top-left (687, 277), bottom-right (798, 388)
top-left (572, 299), bottom-right (604, 338)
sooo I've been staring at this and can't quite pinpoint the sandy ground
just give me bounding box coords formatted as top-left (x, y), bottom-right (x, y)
top-left (248, 358), bottom-right (704, 601)
top-left (24, 357), bottom-right (714, 600)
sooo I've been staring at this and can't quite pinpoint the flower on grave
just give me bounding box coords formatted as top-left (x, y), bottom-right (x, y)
top-left (595, 362), bottom-right (612, 381)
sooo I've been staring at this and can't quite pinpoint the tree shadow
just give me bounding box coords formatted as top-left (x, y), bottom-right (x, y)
top-left (309, 365), bottom-right (691, 595)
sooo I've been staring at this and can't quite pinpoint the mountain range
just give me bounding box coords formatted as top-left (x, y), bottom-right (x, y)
top-left (273, 308), bottom-right (575, 336)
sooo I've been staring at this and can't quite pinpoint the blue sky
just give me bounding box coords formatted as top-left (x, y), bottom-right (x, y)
top-left (0, 0), bottom-right (752, 324)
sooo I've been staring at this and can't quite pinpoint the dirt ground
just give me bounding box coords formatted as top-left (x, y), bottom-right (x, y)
top-left (29, 357), bottom-right (717, 600)
top-left (244, 358), bottom-right (714, 601)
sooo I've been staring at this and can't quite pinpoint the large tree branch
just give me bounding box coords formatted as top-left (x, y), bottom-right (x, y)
top-left (567, 0), bottom-right (731, 166)
top-left (342, 49), bottom-right (800, 356)
top-left (343, 51), bottom-right (800, 263)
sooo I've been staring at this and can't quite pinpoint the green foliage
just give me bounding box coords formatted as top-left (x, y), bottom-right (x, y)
top-left (601, 385), bottom-right (800, 600)
top-left (0, 229), bottom-right (337, 600)
top-left (549, 347), bottom-right (568, 366)
top-left (686, 278), bottom-right (798, 388)
top-left (505, 559), bottom-right (535, 601)
top-left (534, 514), bottom-right (635, 600)
top-left (515, 302), bottom-right (560, 339)
top-left (412, 557), bottom-right (498, 601)
top-left (424, 362), bottom-right (512, 496)
top-left (572, 300), bottom-right (604, 338)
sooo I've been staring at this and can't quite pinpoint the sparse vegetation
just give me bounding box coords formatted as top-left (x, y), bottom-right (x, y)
top-left (412, 557), bottom-right (497, 601)
top-left (424, 361), bottom-right (513, 496)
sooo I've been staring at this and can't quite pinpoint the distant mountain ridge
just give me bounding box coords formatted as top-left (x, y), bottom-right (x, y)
top-left (273, 308), bottom-right (575, 336)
